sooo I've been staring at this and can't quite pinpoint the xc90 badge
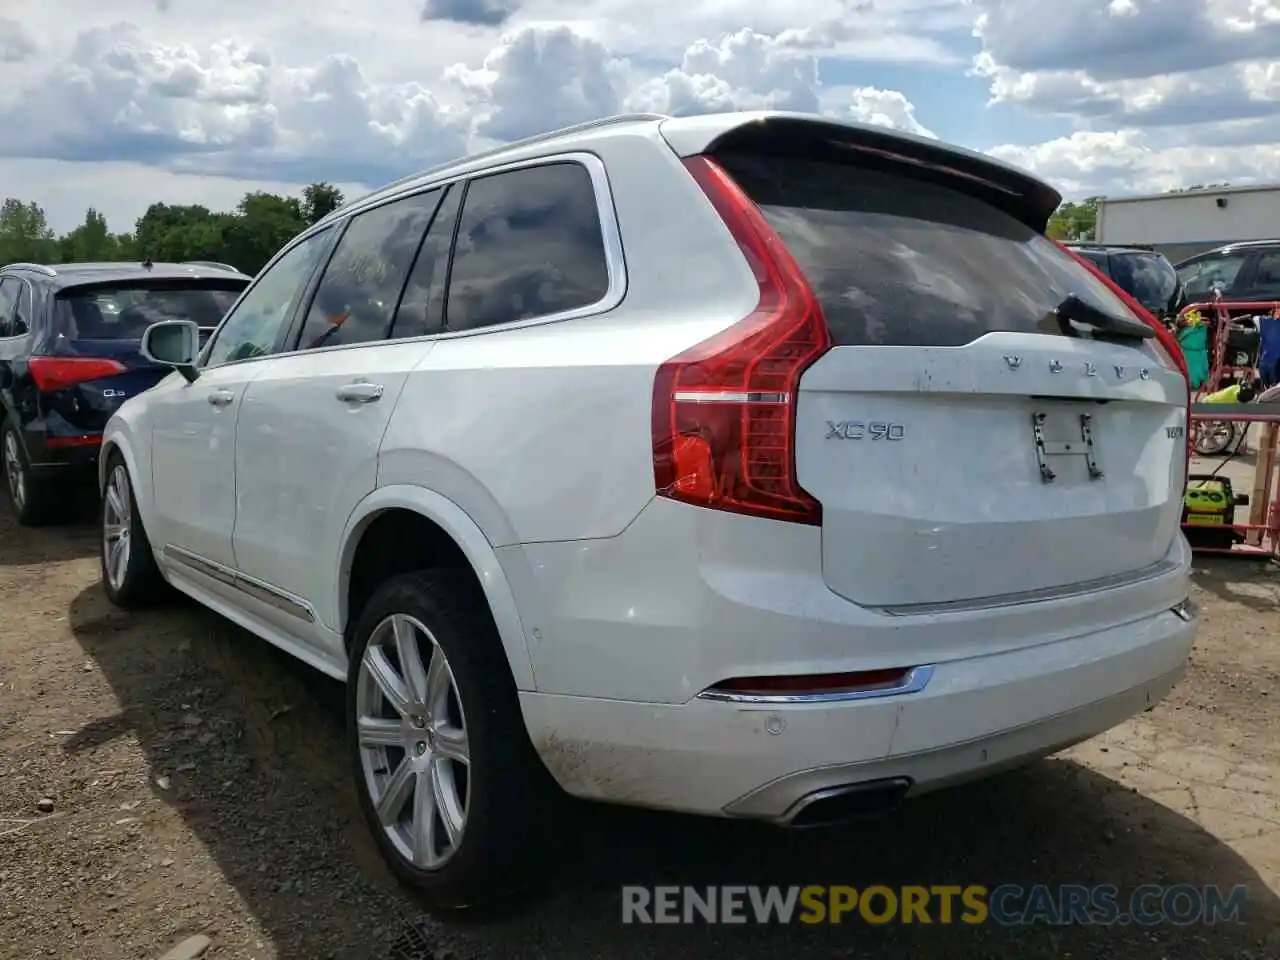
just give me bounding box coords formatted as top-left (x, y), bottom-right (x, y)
top-left (825, 421), bottom-right (906, 440)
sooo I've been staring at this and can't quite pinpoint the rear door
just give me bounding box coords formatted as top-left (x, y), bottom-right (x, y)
top-left (717, 153), bottom-right (1187, 610)
top-left (231, 185), bottom-right (451, 641)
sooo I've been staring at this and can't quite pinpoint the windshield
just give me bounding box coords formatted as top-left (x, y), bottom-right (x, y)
top-left (54, 281), bottom-right (245, 345)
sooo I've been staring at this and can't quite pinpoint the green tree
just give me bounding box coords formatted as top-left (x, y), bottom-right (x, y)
top-left (1047, 196), bottom-right (1101, 241)
top-left (58, 207), bottom-right (119, 262)
top-left (6, 182), bottom-right (344, 275)
top-left (0, 198), bottom-right (58, 263)
top-left (302, 182), bottom-right (344, 225)
top-left (220, 192), bottom-right (307, 275)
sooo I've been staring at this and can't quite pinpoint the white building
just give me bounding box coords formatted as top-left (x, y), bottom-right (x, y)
top-left (1095, 183), bottom-right (1280, 264)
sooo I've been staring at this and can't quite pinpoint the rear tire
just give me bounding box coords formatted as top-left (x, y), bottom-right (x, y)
top-left (346, 569), bottom-right (556, 913)
top-left (3, 421), bottom-right (55, 526)
top-left (1193, 420), bottom-right (1237, 456)
top-left (100, 451), bottom-right (166, 608)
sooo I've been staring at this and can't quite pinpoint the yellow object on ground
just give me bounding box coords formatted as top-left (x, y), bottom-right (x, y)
top-left (1202, 384), bottom-right (1243, 404)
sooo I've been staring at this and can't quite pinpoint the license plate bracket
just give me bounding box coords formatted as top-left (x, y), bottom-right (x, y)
top-left (1032, 411), bottom-right (1104, 483)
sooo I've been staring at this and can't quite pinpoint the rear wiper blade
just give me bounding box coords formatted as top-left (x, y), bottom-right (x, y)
top-left (1054, 294), bottom-right (1154, 340)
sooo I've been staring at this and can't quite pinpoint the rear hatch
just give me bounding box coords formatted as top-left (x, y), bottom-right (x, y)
top-left (716, 152), bottom-right (1187, 611)
top-left (39, 279), bottom-right (246, 433)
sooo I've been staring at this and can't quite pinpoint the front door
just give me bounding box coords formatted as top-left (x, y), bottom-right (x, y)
top-left (148, 227), bottom-right (335, 568)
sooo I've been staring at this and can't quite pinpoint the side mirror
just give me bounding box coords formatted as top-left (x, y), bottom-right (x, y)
top-left (141, 320), bottom-right (200, 383)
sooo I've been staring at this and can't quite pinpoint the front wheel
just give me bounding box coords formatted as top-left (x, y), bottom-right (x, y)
top-left (347, 570), bottom-right (556, 912)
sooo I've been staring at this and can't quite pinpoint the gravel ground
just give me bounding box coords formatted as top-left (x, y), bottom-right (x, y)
top-left (1, 501), bottom-right (1279, 960)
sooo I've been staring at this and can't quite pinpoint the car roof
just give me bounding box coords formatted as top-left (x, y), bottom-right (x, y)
top-left (1, 261), bottom-right (252, 288)
top-left (316, 110), bottom-right (1061, 233)
top-left (1066, 243), bottom-right (1164, 257)
top-left (1208, 239), bottom-right (1280, 255)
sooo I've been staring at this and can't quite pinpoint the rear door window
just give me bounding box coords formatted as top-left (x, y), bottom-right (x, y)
top-left (54, 282), bottom-right (246, 347)
top-left (391, 186), bottom-right (461, 340)
top-left (715, 153), bottom-right (1141, 347)
top-left (295, 188), bottom-right (444, 351)
top-left (444, 162), bottom-right (610, 332)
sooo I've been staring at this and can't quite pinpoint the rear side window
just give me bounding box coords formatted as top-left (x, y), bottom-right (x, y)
top-left (296, 188), bottom-right (444, 351)
top-left (445, 162), bottom-right (610, 332)
top-left (53, 282), bottom-right (245, 346)
top-left (717, 154), bottom-right (1139, 347)
top-left (12, 281), bottom-right (31, 335)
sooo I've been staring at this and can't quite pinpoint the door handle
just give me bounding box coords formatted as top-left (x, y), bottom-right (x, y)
top-left (207, 389), bottom-right (235, 407)
top-left (335, 382), bottom-right (384, 404)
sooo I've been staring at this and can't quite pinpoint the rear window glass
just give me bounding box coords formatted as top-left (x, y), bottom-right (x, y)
top-left (716, 154), bottom-right (1137, 347)
top-left (1110, 252), bottom-right (1177, 315)
top-left (1073, 248), bottom-right (1109, 273)
top-left (54, 282), bottom-right (245, 343)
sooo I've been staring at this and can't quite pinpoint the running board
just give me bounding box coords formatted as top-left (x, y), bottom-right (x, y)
top-left (162, 545), bottom-right (317, 624)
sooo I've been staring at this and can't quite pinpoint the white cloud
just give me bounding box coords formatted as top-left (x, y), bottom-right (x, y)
top-left (2, 0), bottom-right (1280, 230)
top-left (988, 129), bottom-right (1280, 198)
top-left (0, 13), bottom-right (949, 231)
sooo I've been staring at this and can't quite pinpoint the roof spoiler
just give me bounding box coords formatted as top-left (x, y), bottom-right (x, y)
top-left (3, 262), bottom-right (57, 276)
top-left (659, 113), bottom-right (1062, 234)
top-left (185, 260), bottom-right (242, 273)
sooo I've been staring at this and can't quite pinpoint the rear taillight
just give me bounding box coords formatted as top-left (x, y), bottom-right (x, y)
top-left (1059, 243), bottom-right (1191, 471)
top-left (651, 155), bottom-right (831, 525)
top-left (28, 357), bottom-right (127, 392)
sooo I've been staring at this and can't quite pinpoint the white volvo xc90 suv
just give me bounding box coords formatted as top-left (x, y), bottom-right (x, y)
top-left (98, 111), bottom-right (1197, 911)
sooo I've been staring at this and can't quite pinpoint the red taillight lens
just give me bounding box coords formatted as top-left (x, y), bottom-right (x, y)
top-left (651, 155), bottom-right (832, 525)
top-left (28, 356), bottom-right (128, 392)
top-left (1057, 242), bottom-right (1191, 471)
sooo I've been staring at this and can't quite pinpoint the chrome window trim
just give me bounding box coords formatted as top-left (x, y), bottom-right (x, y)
top-left (199, 151), bottom-right (627, 365)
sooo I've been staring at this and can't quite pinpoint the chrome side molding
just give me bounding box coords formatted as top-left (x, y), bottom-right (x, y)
top-left (163, 545), bottom-right (317, 624)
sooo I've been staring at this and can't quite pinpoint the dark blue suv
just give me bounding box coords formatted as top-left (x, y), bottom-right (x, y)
top-left (0, 260), bottom-right (251, 525)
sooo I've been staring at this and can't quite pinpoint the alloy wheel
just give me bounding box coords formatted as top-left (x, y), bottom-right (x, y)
top-left (3, 432), bottom-right (25, 512)
top-left (356, 613), bottom-right (471, 870)
top-left (103, 465), bottom-right (133, 591)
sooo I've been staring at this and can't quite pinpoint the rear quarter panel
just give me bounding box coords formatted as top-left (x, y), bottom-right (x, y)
top-left (378, 128), bottom-right (759, 546)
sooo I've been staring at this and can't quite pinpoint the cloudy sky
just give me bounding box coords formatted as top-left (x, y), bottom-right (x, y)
top-left (1, 0), bottom-right (1278, 233)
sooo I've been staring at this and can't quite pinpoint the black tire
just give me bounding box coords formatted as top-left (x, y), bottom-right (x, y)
top-left (99, 450), bottom-right (167, 608)
top-left (346, 570), bottom-right (557, 912)
top-left (2, 420), bottom-right (56, 526)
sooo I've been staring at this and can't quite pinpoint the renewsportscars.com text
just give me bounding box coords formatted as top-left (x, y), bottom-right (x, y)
top-left (621, 884), bottom-right (1248, 926)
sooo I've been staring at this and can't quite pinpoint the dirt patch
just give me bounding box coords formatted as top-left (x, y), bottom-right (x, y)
top-left (1, 504), bottom-right (1279, 960)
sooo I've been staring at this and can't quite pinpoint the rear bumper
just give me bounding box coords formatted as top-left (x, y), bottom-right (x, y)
top-left (519, 601), bottom-right (1195, 819)
top-left (24, 429), bottom-right (103, 474)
